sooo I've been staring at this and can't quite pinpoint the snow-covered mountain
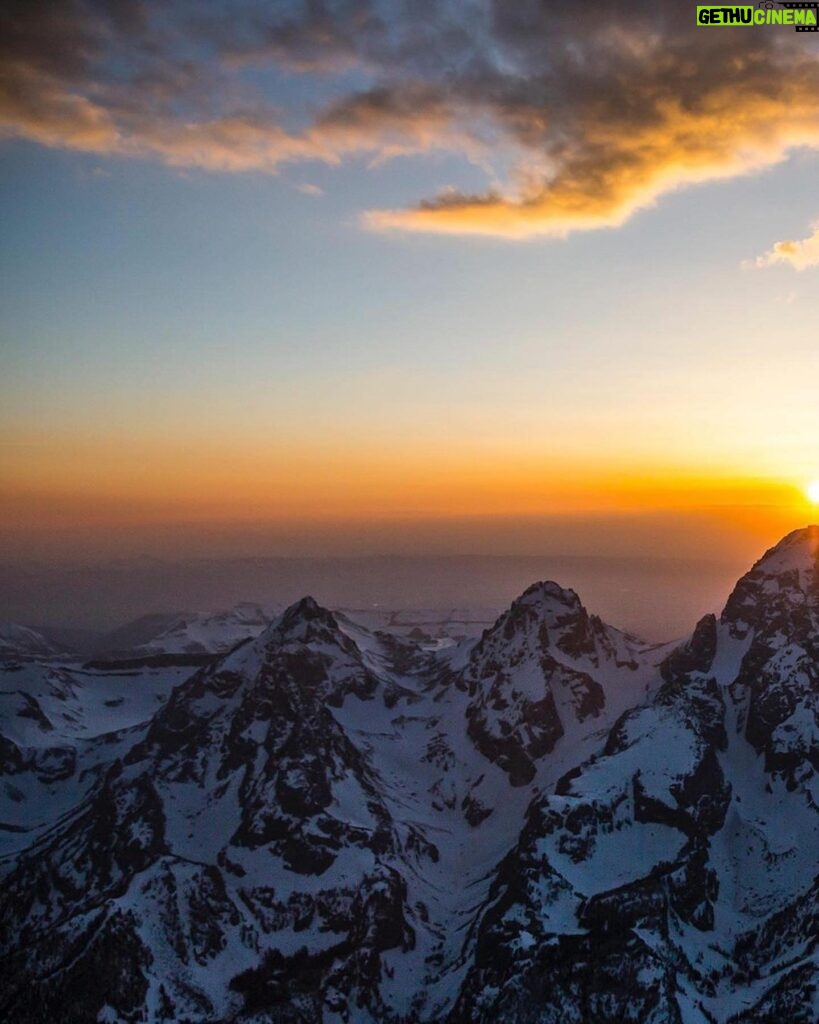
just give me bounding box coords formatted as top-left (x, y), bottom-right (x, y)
top-left (91, 603), bottom-right (499, 663)
top-left (0, 528), bottom-right (817, 1023)
top-left (0, 658), bottom-right (201, 862)
top-left (452, 526), bottom-right (819, 1023)
top-left (0, 621), bottom-right (65, 661)
top-left (94, 603), bottom-right (278, 660)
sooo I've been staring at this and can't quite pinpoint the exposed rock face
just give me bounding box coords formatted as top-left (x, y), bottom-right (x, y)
top-left (1, 530), bottom-right (818, 1023)
top-left (460, 582), bottom-right (645, 786)
top-left (722, 526), bottom-right (819, 785)
top-left (451, 529), bottom-right (819, 1024)
top-left (0, 599), bottom-right (428, 1023)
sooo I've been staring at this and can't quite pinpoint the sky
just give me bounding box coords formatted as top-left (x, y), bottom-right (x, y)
top-left (1, 0), bottom-right (819, 566)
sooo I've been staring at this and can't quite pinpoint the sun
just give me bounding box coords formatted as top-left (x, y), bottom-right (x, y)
top-left (807, 480), bottom-right (819, 505)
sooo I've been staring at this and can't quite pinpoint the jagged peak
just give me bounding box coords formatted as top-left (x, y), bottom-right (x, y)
top-left (515, 580), bottom-right (582, 610)
top-left (276, 595), bottom-right (336, 630)
top-left (282, 594), bottom-right (325, 619)
top-left (721, 526), bottom-right (819, 633)
top-left (502, 581), bottom-right (589, 636)
top-left (750, 525), bottom-right (819, 577)
top-left (472, 580), bottom-right (593, 657)
top-left (256, 595), bottom-right (341, 647)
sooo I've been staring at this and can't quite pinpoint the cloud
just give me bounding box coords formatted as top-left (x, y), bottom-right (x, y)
top-left (296, 182), bottom-right (324, 196)
top-left (0, 2), bottom-right (466, 175)
top-left (754, 223), bottom-right (819, 270)
top-left (2, 1), bottom-right (819, 239)
top-left (363, 6), bottom-right (819, 238)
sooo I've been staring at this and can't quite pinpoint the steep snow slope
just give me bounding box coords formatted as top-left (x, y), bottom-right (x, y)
top-left (453, 527), bottom-right (819, 1024)
top-left (0, 660), bottom-right (194, 860)
top-left (0, 580), bottom-right (668, 1023)
top-left (0, 528), bottom-right (817, 1023)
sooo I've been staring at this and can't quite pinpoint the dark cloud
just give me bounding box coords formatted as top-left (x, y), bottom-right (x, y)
top-left (1, 1), bottom-right (818, 236)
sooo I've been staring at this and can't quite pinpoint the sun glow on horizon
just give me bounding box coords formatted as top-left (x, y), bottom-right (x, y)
top-left (807, 480), bottom-right (819, 505)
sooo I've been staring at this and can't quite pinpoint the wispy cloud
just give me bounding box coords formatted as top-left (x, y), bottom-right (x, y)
top-left (3, 2), bottom-right (819, 239)
top-left (296, 182), bottom-right (324, 196)
top-left (754, 222), bottom-right (819, 270)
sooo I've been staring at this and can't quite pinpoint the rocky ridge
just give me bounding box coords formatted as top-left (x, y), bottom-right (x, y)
top-left (0, 529), bottom-right (817, 1022)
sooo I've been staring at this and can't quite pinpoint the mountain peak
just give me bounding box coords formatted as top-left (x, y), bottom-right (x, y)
top-left (721, 525), bottom-right (819, 636)
top-left (515, 580), bottom-right (582, 610)
top-left (752, 524), bottom-right (819, 577)
top-left (7, 535), bottom-right (819, 1024)
top-left (498, 580), bottom-right (588, 643)
top-left (281, 594), bottom-right (325, 620)
top-left (258, 595), bottom-right (340, 646)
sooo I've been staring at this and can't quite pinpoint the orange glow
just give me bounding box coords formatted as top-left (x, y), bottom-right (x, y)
top-left (4, 429), bottom-right (814, 568)
top-left (1, 430), bottom-right (811, 532)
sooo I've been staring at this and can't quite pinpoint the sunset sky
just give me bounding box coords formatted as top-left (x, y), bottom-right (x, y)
top-left (1, 0), bottom-right (818, 563)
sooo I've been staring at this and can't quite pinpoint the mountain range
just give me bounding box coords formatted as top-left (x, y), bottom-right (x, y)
top-left (0, 527), bottom-right (817, 1023)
